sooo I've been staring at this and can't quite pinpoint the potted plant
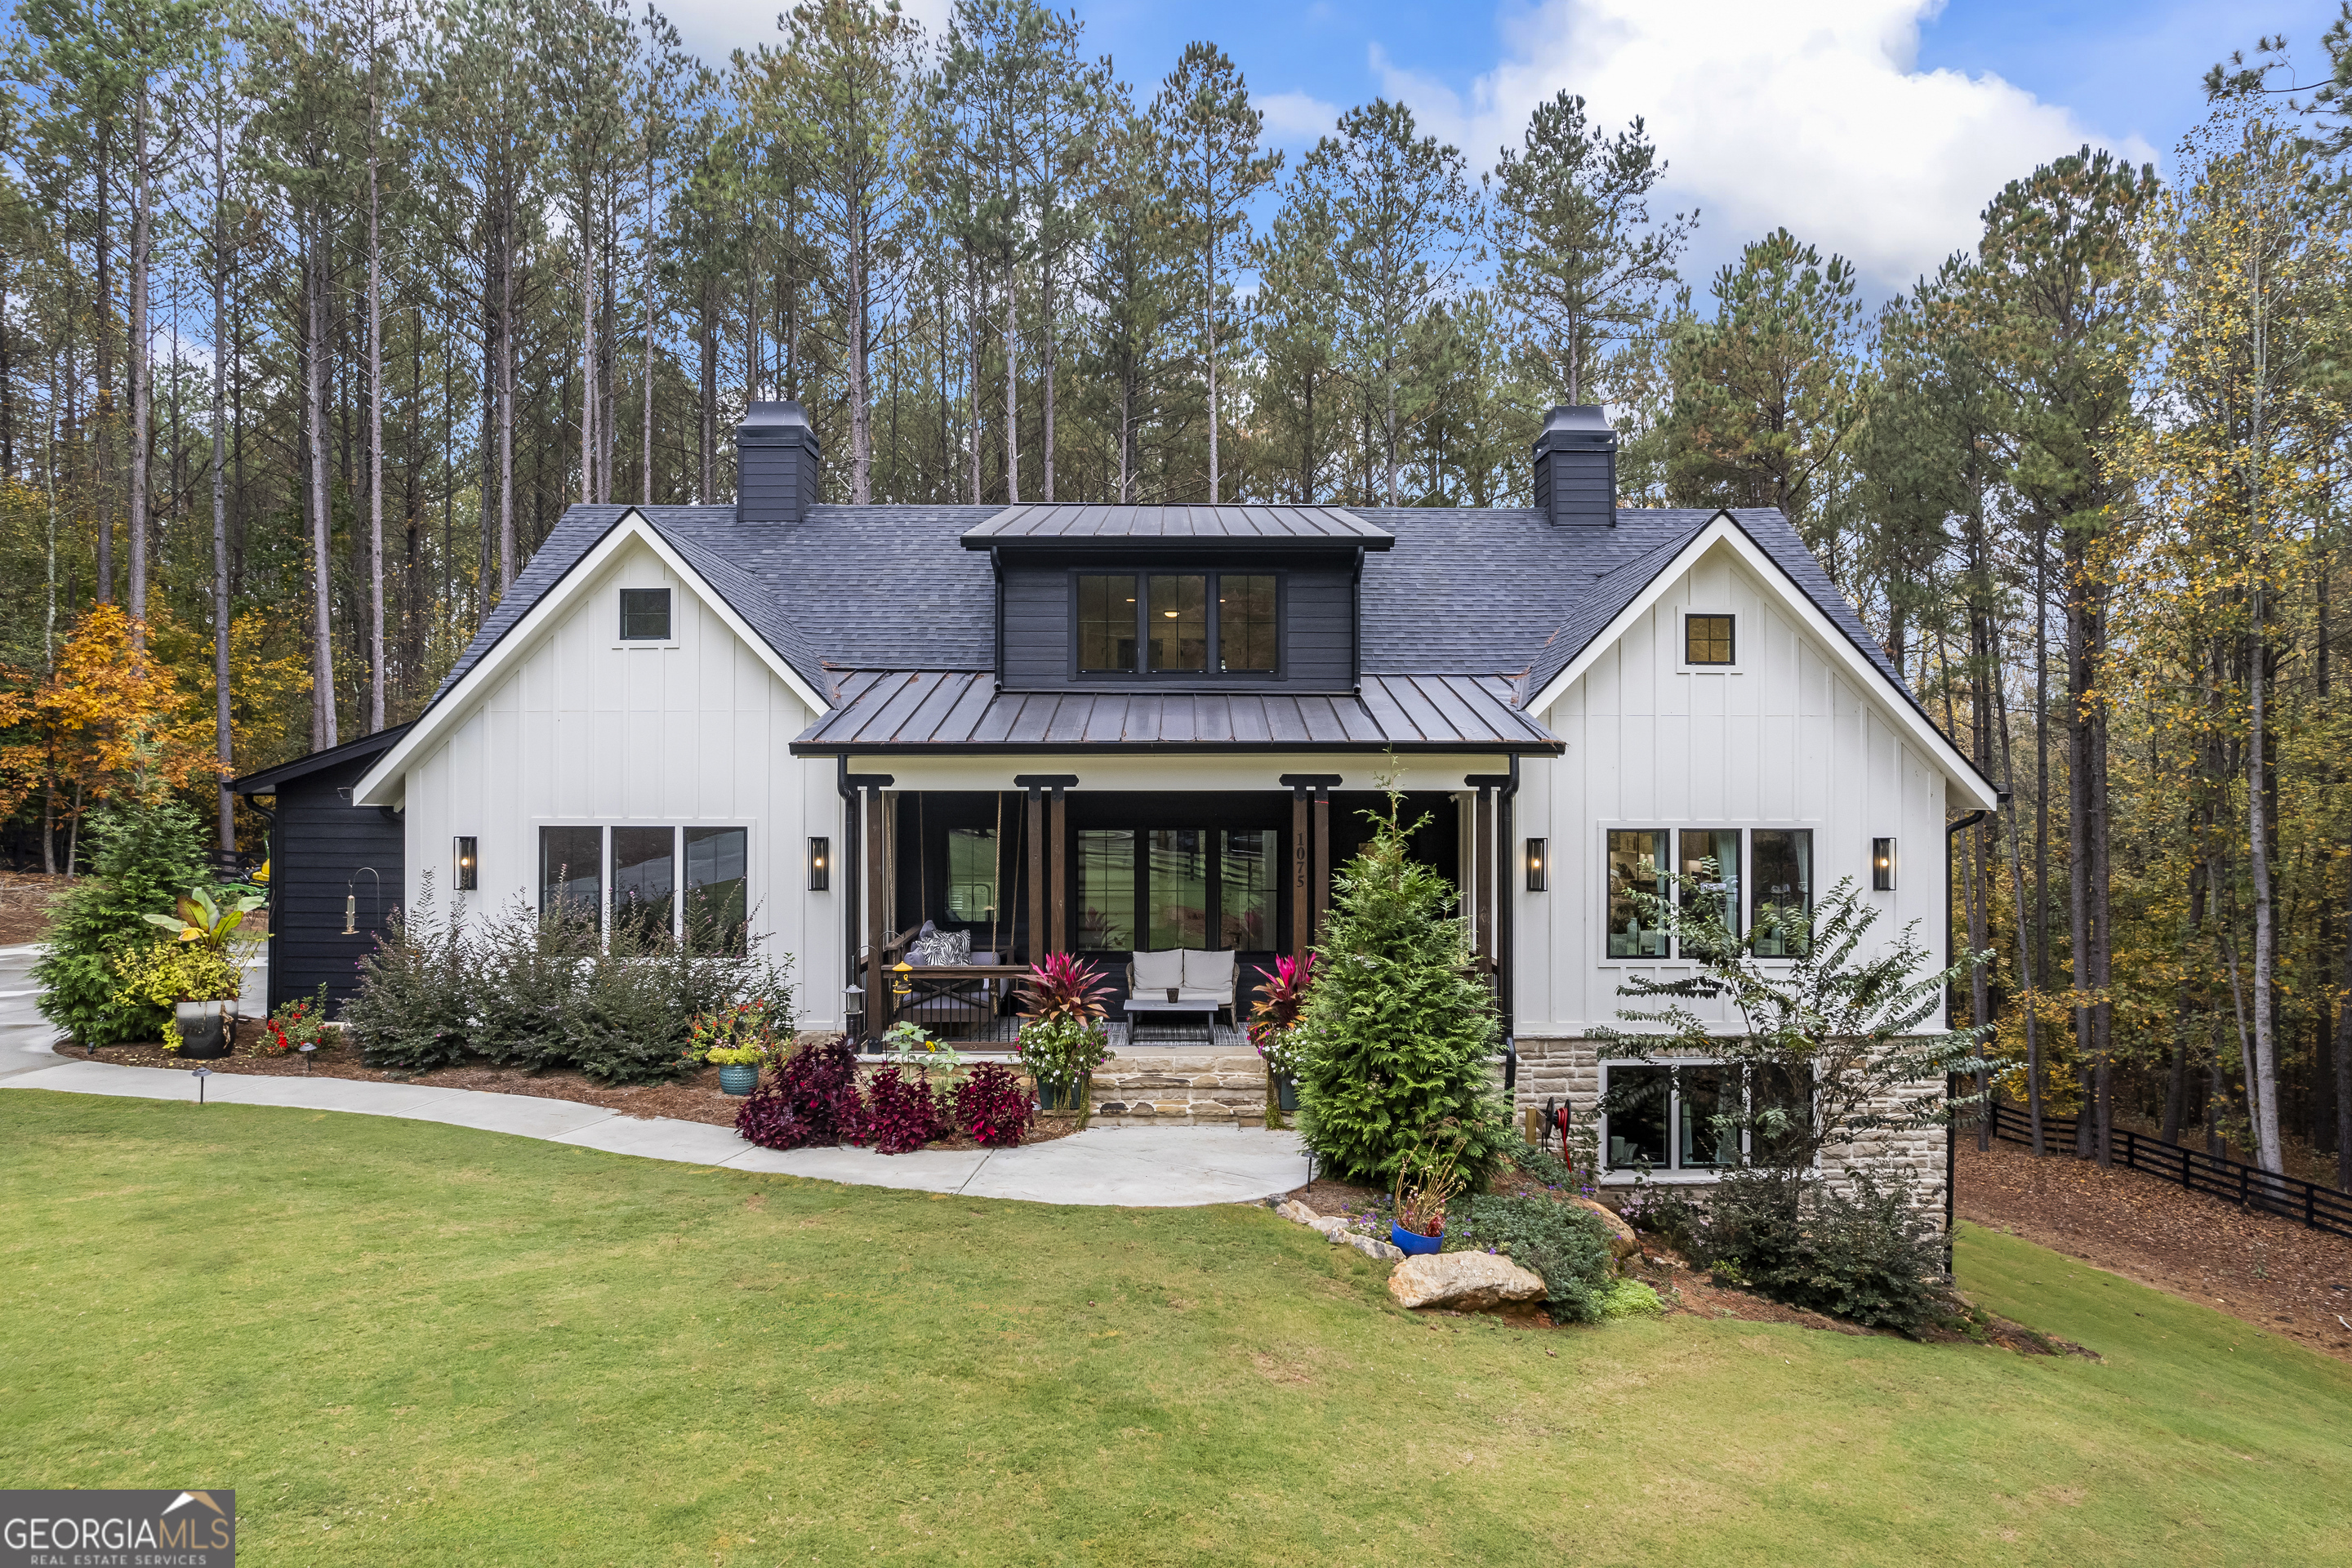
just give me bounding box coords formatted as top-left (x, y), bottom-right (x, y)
top-left (1014, 953), bottom-right (1115, 1124)
top-left (1248, 954), bottom-right (1314, 1126)
top-left (688, 997), bottom-right (784, 1094)
top-left (1389, 1121), bottom-right (1469, 1257)
top-left (138, 884), bottom-right (265, 1059)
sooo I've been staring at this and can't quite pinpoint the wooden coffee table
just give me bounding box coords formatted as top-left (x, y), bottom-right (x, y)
top-left (1122, 997), bottom-right (1218, 1046)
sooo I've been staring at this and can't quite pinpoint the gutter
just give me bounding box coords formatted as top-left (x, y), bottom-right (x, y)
top-left (837, 755), bottom-right (860, 1031)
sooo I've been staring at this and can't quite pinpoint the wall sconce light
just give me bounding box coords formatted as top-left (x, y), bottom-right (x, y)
top-left (1525, 837), bottom-right (1548, 893)
top-left (808, 835), bottom-right (830, 892)
top-left (454, 835), bottom-right (478, 891)
top-left (1872, 837), bottom-right (1896, 891)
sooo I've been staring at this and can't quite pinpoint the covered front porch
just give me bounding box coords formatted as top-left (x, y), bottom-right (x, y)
top-left (817, 752), bottom-right (1539, 1054)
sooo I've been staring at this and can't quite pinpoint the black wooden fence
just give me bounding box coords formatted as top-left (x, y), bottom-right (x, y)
top-left (1984, 1102), bottom-right (2352, 1242)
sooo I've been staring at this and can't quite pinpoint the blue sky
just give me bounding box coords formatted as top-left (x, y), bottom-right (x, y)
top-left (668, 0), bottom-right (2332, 299)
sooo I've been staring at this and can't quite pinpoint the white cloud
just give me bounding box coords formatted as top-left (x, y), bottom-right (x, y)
top-left (1258, 89), bottom-right (1343, 145)
top-left (1370, 0), bottom-right (2158, 293)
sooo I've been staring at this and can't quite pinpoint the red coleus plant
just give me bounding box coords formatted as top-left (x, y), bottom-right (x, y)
top-left (952, 1062), bottom-right (1031, 1149)
top-left (1014, 951), bottom-right (1113, 1022)
top-left (858, 1063), bottom-right (947, 1155)
top-left (1246, 952), bottom-right (1314, 1057)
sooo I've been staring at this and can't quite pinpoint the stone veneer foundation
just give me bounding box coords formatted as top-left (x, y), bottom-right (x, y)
top-left (1511, 1036), bottom-right (1949, 1220)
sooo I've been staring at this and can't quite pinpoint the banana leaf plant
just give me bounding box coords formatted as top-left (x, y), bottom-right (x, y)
top-left (145, 884), bottom-right (267, 953)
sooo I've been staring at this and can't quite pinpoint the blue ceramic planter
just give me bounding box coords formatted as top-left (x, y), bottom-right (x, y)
top-left (1391, 1223), bottom-right (1443, 1256)
top-left (719, 1063), bottom-right (760, 1096)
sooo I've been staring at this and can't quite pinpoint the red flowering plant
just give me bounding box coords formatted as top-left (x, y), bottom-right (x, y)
top-left (1246, 953), bottom-right (1314, 1078)
top-left (257, 987), bottom-right (332, 1056)
top-left (1014, 953), bottom-right (1115, 1124)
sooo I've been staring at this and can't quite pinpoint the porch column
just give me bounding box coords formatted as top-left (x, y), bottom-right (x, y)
top-left (1473, 780), bottom-right (1495, 970)
top-left (1468, 768), bottom-right (1518, 1031)
top-left (858, 773), bottom-right (894, 1044)
top-left (1013, 774), bottom-right (1079, 961)
top-left (1024, 784), bottom-right (1045, 965)
top-left (1049, 786), bottom-right (1070, 952)
top-left (1280, 773), bottom-right (1343, 955)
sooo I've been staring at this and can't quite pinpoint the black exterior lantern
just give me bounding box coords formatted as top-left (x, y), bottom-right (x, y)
top-left (453, 835), bottom-right (479, 891)
top-left (808, 835), bottom-right (830, 891)
top-left (1872, 836), bottom-right (1896, 891)
top-left (1525, 837), bottom-right (1548, 893)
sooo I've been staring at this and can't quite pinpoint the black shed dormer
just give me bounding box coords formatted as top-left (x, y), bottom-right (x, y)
top-left (961, 505), bottom-right (1394, 695)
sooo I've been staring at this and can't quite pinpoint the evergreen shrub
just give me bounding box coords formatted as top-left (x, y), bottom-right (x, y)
top-left (1442, 1194), bottom-right (1617, 1323)
top-left (1294, 795), bottom-right (1511, 1188)
top-left (1652, 1169), bottom-right (1952, 1334)
top-left (35, 796), bottom-right (209, 1045)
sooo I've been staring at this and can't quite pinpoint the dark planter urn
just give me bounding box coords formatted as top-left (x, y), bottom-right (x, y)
top-left (175, 1000), bottom-right (236, 1060)
top-left (1036, 1079), bottom-right (1081, 1111)
top-left (718, 1063), bottom-right (760, 1097)
top-left (1390, 1223), bottom-right (1443, 1257)
top-left (1274, 1075), bottom-right (1298, 1112)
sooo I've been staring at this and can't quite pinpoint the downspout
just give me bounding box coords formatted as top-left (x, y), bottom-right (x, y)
top-left (1501, 753), bottom-right (1520, 1084)
top-left (838, 754), bottom-right (860, 1037)
top-left (1944, 806), bottom-right (1990, 1259)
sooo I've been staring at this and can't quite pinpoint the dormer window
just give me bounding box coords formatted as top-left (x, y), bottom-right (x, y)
top-left (1075, 571), bottom-right (1278, 677)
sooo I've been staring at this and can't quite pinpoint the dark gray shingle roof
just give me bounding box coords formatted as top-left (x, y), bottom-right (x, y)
top-left (963, 502), bottom-right (1392, 548)
top-left (792, 670), bottom-right (1560, 753)
top-left (429, 499), bottom-right (1926, 746)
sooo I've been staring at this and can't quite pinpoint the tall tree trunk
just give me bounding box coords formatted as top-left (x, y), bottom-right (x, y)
top-left (2033, 520), bottom-right (2051, 1128)
top-left (1001, 270), bottom-right (1018, 504)
top-left (498, 216), bottom-right (516, 591)
top-left (307, 229), bottom-right (338, 751)
top-left (2249, 591), bottom-right (2283, 1172)
top-left (96, 137), bottom-right (114, 605)
top-left (697, 277), bottom-right (716, 503)
top-left (580, 228), bottom-right (598, 506)
top-left (1040, 264), bottom-right (1055, 504)
top-left (127, 82), bottom-right (151, 635)
top-left (367, 108), bottom-right (386, 733)
top-left (849, 213), bottom-right (871, 504)
top-left (2066, 538), bottom-right (2096, 1162)
top-left (968, 259), bottom-right (983, 504)
top-left (1995, 644), bottom-right (2043, 1156)
top-left (212, 115), bottom-right (234, 858)
top-left (2336, 879), bottom-right (2352, 1192)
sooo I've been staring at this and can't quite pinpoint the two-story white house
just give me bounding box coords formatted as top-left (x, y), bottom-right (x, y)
top-left (332, 402), bottom-right (1996, 1206)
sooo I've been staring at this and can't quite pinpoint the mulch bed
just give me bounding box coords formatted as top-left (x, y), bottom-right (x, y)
top-left (1955, 1138), bottom-right (2352, 1363)
top-left (66, 1023), bottom-right (1076, 1148)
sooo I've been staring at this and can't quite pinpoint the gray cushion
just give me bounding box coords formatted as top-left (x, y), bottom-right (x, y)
top-left (1130, 950), bottom-right (1184, 991)
top-left (1181, 949), bottom-right (1236, 994)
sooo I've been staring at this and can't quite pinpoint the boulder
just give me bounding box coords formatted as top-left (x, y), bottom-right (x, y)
top-left (1276, 1199), bottom-right (1319, 1225)
top-left (1387, 1251), bottom-right (1548, 1312)
top-left (1306, 1216), bottom-right (1352, 1237)
top-left (1336, 1231), bottom-right (1405, 1263)
top-left (1571, 1196), bottom-right (1642, 1259)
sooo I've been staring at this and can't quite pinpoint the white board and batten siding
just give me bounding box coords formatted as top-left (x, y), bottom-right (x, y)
top-left (395, 538), bottom-right (845, 1025)
top-left (1512, 538), bottom-right (1953, 1037)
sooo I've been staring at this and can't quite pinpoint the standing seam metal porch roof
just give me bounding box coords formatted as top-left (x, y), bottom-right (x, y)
top-left (960, 503), bottom-right (1393, 547)
top-left (790, 670), bottom-right (1562, 753)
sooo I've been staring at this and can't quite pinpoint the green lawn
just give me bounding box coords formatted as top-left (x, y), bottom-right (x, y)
top-left (5, 1095), bottom-right (2350, 1566)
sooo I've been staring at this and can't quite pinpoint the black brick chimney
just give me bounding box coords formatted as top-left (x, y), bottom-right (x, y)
top-left (1530, 405), bottom-right (1616, 527)
top-left (736, 401), bottom-right (819, 527)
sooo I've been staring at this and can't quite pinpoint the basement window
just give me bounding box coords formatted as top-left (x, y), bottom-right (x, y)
top-left (1600, 1062), bottom-right (1812, 1175)
top-left (620, 587), bottom-right (672, 641)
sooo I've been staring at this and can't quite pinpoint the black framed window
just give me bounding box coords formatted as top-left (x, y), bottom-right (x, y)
top-left (1677, 828), bottom-right (1740, 951)
top-left (540, 826), bottom-right (603, 938)
top-left (620, 587), bottom-right (672, 641)
top-left (684, 826), bottom-right (748, 955)
top-left (1076, 575), bottom-right (1138, 673)
top-left (1606, 829), bottom-right (1669, 959)
top-left (1218, 575), bottom-right (1276, 672)
top-left (1751, 829), bottom-right (1813, 957)
top-left (611, 826), bottom-right (675, 945)
top-left (1685, 612), bottom-right (1734, 665)
top-left (1603, 1062), bottom-right (1805, 1173)
top-left (1147, 575), bottom-right (1208, 670)
top-left (1073, 570), bottom-right (1277, 677)
top-left (1076, 826), bottom-right (1277, 953)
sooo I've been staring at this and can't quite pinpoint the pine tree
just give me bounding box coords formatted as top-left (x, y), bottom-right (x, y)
top-left (1294, 795), bottom-right (1511, 1188)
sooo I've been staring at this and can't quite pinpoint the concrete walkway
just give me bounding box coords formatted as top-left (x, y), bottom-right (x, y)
top-left (0, 1053), bottom-right (1311, 1207)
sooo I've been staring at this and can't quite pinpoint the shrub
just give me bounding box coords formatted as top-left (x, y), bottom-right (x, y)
top-left (258, 989), bottom-right (332, 1056)
top-left (1294, 795), bottom-right (1511, 1188)
top-left (111, 940), bottom-right (242, 1014)
top-left (763, 1037), bottom-right (866, 1147)
top-left (1442, 1192), bottom-right (1617, 1324)
top-left (35, 795), bottom-right (208, 1045)
top-left (346, 887), bottom-right (791, 1084)
top-left (860, 1063), bottom-right (945, 1154)
top-left (1675, 1169), bottom-right (1953, 1334)
top-left (1597, 1279), bottom-right (1664, 1319)
top-left (953, 1062), bottom-right (1031, 1148)
top-left (345, 879), bottom-right (476, 1073)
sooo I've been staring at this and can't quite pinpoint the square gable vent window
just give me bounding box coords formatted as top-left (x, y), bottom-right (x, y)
top-left (1686, 613), bottom-right (1735, 666)
top-left (620, 587), bottom-right (672, 641)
